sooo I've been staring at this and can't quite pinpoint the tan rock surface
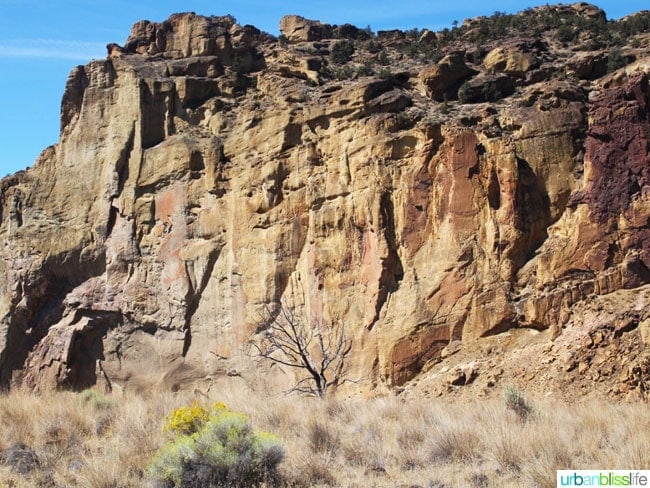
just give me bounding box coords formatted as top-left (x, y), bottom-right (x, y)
top-left (0, 8), bottom-right (648, 398)
top-left (484, 46), bottom-right (536, 77)
top-left (279, 15), bottom-right (332, 43)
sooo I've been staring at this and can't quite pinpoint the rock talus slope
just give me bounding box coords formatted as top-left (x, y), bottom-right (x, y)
top-left (0, 8), bottom-right (648, 397)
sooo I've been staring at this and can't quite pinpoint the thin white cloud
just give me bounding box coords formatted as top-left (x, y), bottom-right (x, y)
top-left (0, 39), bottom-right (106, 60)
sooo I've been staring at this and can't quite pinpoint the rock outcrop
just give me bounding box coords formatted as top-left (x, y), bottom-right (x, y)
top-left (483, 45), bottom-right (537, 78)
top-left (0, 6), bottom-right (648, 397)
top-left (419, 52), bottom-right (476, 101)
top-left (279, 15), bottom-right (333, 43)
top-left (457, 73), bottom-right (515, 103)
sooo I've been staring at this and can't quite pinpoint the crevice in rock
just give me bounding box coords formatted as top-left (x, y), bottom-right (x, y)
top-left (510, 157), bottom-right (552, 268)
top-left (368, 192), bottom-right (404, 329)
top-left (182, 326), bottom-right (192, 358)
top-left (623, 256), bottom-right (650, 288)
top-left (309, 192), bottom-right (351, 211)
top-left (60, 310), bottom-right (122, 390)
top-left (114, 124), bottom-right (136, 198)
top-left (281, 123), bottom-right (303, 152)
top-left (140, 80), bottom-right (173, 149)
top-left (182, 245), bottom-right (222, 357)
top-left (306, 115), bottom-right (330, 133)
top-left (105, 205), bottom-right (118, 238)
top-left (487, 168), bottom-right (501, 210)
top-left (189, 150), bottom-right (205, 171)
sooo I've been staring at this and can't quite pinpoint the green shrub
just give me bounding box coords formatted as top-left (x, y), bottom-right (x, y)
top-left (555, 24), bottom-right (576, 43)
top-left (377, 50), bottom-right (390, 66)
top-left (395, 111), bottom-right (416, 130)
top-left (331, 65), bottom-right (355, 81)
top-left (404, 42), bottom-right (420, 59)
top-left (356, 61), bottom-right (375, 77)
top-left (364, 39), bottom-right (382, 54)
top-left (149, 402), bottom-right (284, 487)
top-left (503, 385), bottom-right (532, 420)
top-left (79, 389), bottom-right (113, 410)
top-left (457, 81), bottom-right (471, 104)
top-left (330, 40), bottom-right (355, 65)
top-left (404, 28), bottom-right (421, 40)
top-left (377, 67), bottom-right (393, 79)
top-left (606, 47), bottom-right (626, 73)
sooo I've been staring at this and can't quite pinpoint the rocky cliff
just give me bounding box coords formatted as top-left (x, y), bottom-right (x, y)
top-left (0, 5), bottom-right (649, 399)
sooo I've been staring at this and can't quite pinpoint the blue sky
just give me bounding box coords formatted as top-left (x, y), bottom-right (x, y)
top-left (0, 1), bottom-right (641, 177)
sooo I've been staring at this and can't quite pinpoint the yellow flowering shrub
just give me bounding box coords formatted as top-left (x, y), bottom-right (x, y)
top-left (163, 401), bottom-right (210, 435)
top-left (150, 401), bottom-right (285, 487)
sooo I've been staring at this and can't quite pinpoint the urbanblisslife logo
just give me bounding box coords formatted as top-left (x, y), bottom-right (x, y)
top-left (557, 471), bottom-right (650, 487)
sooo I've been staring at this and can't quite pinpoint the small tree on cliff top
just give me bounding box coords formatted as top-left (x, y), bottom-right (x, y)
top-left (250, 299), bottom-right (352, 398)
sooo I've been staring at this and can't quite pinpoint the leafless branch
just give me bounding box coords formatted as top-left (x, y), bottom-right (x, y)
top-left (249, 298), bottom-right (353, 398)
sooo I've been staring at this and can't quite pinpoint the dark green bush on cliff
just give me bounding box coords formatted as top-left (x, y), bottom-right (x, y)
top-left (330, 40), bottom-right (355, 65)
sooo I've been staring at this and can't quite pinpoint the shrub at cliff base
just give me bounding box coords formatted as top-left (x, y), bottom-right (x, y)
top-left (148, 401), bottom-right (285, 487)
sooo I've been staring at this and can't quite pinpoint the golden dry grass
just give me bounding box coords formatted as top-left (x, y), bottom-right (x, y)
top-left (0, 385), bottom-right (647, 487)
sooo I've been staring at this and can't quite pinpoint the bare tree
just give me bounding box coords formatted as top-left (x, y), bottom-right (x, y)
top-left (249, 300), bottom-right (352, 398)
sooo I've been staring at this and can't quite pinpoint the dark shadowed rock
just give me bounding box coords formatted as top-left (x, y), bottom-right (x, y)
top-left (1, 443), bottom-right (39, 475)
top-left (458, 73), bottom-right (516, 103)
top-left (569, 53), bottom-right (607, 80)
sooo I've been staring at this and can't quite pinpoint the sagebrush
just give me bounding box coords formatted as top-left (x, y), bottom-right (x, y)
top-left (149, 401), bottom-right (284, 487)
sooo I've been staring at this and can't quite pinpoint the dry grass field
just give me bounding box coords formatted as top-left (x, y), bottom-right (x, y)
top-left (0, 384), bottom-right (648, 487)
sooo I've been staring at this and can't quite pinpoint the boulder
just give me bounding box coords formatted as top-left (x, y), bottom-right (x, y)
top-left (279, 15), bottom-right (333, 43)
top-left (458, 73), bottom-right (516, 103)
top-left (420, 52), bottom-right (476, 101)
top-left (484, 46), bottom-right (537, 77)
top-left (571, 2), bottom-right (606, 21)
top-left (365, 89), bottom-right (412, 114)
top-left (568, 53), bottom-right (607, 80)
top-left (275, 50), bottom-right (322, 84)
top-left (1, 444), bottom-right (39, 475)
top-left (418, 29), bottom-right (436, 44)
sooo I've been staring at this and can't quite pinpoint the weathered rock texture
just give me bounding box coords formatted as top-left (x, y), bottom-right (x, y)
top-left (0, 6), bottom-right (648, 396)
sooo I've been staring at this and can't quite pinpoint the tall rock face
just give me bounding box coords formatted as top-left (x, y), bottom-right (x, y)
top-left (0, 8), bottom-right (648, 394)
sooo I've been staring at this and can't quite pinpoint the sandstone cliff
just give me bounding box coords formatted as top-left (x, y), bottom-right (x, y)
top-left (0, 6), bottom-right (648, 399)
